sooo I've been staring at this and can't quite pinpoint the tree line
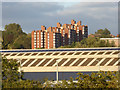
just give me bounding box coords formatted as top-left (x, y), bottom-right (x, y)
top-left (60, 37), bottom-right (115, 48)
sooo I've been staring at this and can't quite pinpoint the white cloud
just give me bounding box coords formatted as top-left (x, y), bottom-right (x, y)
top-left (45, 2), bottom-right (118, 20)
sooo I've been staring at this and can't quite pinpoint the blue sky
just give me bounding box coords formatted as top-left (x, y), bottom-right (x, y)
top-left (2, 2), bottom-right (118, 35)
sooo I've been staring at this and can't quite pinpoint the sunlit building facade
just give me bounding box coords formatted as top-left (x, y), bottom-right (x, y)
top-left (31, 20), bottom-right (88, 49)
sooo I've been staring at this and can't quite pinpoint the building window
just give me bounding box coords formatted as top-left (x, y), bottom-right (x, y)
top-left (57, 29), bottom-right (58, 32)
top-left (63, 30), bottom-right (65, 34)
top-left (83, 27), bottom-right (84, 30)
top-left (68, 26), bottom-right (69, 28)
top-left (37, 34), bottom-right (39, 37)
top-left (41, 35), bottom-right (43, 37)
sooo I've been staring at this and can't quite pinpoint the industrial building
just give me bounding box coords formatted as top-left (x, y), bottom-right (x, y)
top-left (1, 47), bottom-right (119, 72)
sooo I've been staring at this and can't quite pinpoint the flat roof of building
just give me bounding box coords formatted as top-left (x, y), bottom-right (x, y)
top-left (100, 38), bottom-right (120, 40)
top-left (1, 47), bottom-right (120, 52)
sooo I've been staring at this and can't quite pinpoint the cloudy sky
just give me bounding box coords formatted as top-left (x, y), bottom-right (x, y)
top-left (2, 2), bottom-right (118, 35)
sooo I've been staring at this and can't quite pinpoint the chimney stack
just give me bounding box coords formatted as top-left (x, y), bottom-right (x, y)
top-left (77, 21), bottom-right (81, 25)
top-left (71, 20), bottom-right (76, 25)
top-left (57, 22), bottom-right (61, 28)
top-left (41, 25), bottom-right (46, 31)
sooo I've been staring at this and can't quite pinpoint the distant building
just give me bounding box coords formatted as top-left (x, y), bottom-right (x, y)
top-left (31, 20), bottom-right (88, 49)
top-left (110, 34), bottom-right (115, 38)
top-left (116, 34), bottom-right (120, 38)
top-left (100, 38), bottom-right (120, 47)
top-left (88, 34), bottom-right (95, 38)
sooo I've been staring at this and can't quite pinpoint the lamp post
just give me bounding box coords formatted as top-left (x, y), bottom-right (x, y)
top-left (56, 60), bottom-right (60, 83)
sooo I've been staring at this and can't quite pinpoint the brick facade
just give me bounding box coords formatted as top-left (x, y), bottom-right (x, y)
top-left (31, 20), bottom-right (88, 49)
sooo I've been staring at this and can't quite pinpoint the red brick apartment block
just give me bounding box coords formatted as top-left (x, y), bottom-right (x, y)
top-left (31, 20), bottom-right (88, 49)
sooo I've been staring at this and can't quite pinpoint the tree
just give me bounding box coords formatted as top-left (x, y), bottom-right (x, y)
top-left (2, 23), bottom-right (31, 49)
top-left (4, 23), bottom-right (23, 33)
top-left (2, 57), bottom-right (21, 82)
top-left (103, 28), bottom-right (111, 35)
top-left (75, 71), bottom-right (118, 88)
top-left (2, 23), bottom-right (24, 49)
top-left (95, 28), bottom-right (112, 38)
top-left (11, 34), bottom-right (31, 49)
top-left (2, 57), bottom-right (43, 88)
top-left (95, 29), bottom-right (104, 34)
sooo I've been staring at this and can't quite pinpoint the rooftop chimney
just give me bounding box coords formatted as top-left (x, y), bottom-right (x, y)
top-left (77, 21), bottom-right (81, 25)
top-left (41, 25), bottom-right (46, 31)
top-left (71, 20), bottom-right (76, 25)
top-left (57, 22), bottom-right (61, 28)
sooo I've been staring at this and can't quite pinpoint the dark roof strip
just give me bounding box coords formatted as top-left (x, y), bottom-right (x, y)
top-left (1, 48), bottom-right (120, 53)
